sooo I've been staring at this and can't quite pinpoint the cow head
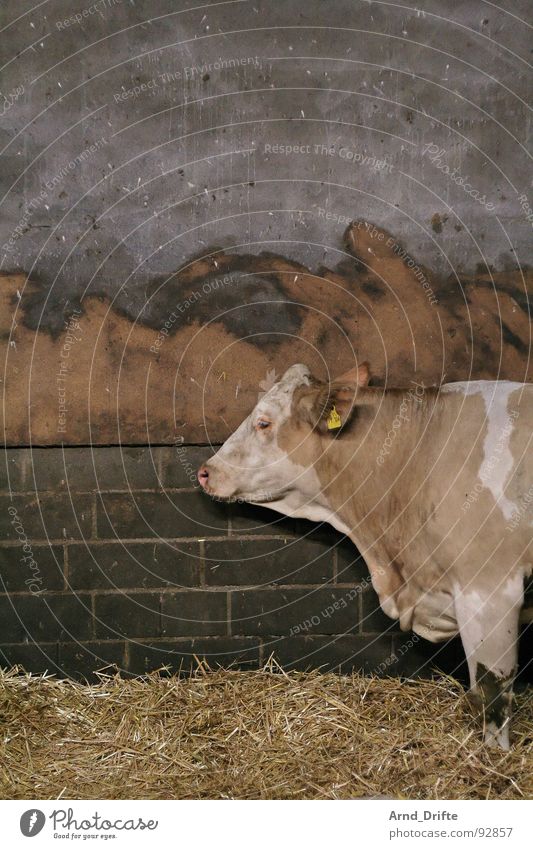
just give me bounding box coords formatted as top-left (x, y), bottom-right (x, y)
top-left (197, 362), bottom-right (370, 504)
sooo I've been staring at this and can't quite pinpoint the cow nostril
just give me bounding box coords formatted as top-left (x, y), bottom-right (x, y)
top-left (197, 465), bottom-right (209, 488)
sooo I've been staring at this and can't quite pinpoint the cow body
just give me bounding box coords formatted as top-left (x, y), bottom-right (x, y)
top-left (198, 365), bottom-right (533, 748)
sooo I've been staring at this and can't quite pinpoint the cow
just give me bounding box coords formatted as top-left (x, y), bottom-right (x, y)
top-left (197, 363), bottom-right (533, 749)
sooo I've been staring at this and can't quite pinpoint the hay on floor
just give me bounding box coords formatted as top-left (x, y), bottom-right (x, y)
top-left (0, 663), bottom-right (531, 800)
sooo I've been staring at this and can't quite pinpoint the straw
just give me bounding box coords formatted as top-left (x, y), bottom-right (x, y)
top-left (0, 663), bottom-right (531, 799)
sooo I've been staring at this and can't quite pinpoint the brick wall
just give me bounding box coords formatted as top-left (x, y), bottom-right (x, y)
top-left (3, 444), bottom-right (529, 684)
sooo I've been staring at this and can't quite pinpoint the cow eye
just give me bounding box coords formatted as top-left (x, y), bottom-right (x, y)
top-left (256, 418), bottom-right (271, 430)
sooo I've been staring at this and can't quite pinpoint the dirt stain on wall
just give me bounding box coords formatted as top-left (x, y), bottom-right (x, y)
top-left (1, 221), bottom-right (531, 445)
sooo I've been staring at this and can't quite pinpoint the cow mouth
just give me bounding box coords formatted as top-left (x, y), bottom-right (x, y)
top-left (197, 464), bottom-right (283, 504)
top-left (200, 482), bottom-right (282, 504)
top-left (204, 490), bottom-right (280, 505)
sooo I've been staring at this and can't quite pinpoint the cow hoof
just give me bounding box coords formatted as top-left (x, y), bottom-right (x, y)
top-left (484, 721), bottom-right (510, 751)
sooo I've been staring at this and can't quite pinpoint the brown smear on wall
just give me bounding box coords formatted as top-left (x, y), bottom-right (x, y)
top-left (1, 221), bottom-right (531, 446)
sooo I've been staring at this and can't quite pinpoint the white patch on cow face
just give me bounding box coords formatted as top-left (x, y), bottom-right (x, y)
top-left (442, 380), bottom-right (521, 520)
top-left (202, 364), bottom-right (312, 502)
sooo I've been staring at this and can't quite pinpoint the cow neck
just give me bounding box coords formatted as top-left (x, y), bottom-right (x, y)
top-left (313, 386), bottom-right (437, 539)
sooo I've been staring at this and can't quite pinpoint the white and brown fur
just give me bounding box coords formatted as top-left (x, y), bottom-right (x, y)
top-left (199, 364), bottom-right (533, 749)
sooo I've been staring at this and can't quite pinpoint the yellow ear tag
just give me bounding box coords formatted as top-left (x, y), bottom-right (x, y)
top-left (327, 405), bottom-right (342, 430)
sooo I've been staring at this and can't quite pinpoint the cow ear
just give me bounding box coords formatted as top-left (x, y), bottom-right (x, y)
top-left (296, 363), bottom-right (370, 434)
top-left (335, 362), bottom-right (370, 388)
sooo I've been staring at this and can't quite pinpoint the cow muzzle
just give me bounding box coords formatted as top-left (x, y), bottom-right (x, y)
top-left (197, 461), bottom-right (238, 500)
top-left (197, 464), bottom-right (210, 489)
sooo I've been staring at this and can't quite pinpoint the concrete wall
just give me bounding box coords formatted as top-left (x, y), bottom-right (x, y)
top-left (1, 0), bottom-right (531, 324)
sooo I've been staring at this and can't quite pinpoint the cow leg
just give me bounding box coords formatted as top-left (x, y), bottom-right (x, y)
top-left (454, 576), bottom-right (523, 750)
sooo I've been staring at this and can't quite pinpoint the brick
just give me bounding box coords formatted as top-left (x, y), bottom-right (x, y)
top-left (0, 449), bottom-right (26, 492)
top-left (67, 541), bottom-right (199, 589)
top-left (0, 641), bottom-right (60, 673)
top-left (159, 445), bottom-right (212, 488)
top-left (161, 591), bottom-right (228, 636)
top-left (361, 586), bottom-right (399, 632)
top-left (27, 447), bottom-right (95, 492)
top-left (204, 537), bottom-right (334, 585)
top-left (269, 634), bottom-right (395, 674)
top-left (336, 537), bottom-right (369, 583)
top-left (96, 490), bottom-right (228, 539)
top-left (518, 625), bottom-right (533, 685)
top-left (0, 597), bottom-right (23, 642)
top-left (127, 637), bottom-right (261, 674)
top-left (0, 593), bottom-right (93, 642)
top-left (95, 592), bottom-right (161, 638)
top-left (0, 640), bottom-right (125, 681)
top-left (392, 633), bottom-right (468, 683)
top-left (91, 446), bottom-right (164, 491)
top-left (27, 447), bottom-right (165, 492)
top-left (0, 544), bottom-right (64, 592)
top-left (229, 502), bottom-right (314, 536)
top-left (231, 588), bottom-right (360, 636)
top-left (58, 640), bottom-right (127, 681)
top-left (0, 493), bottom-right (93, 541)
